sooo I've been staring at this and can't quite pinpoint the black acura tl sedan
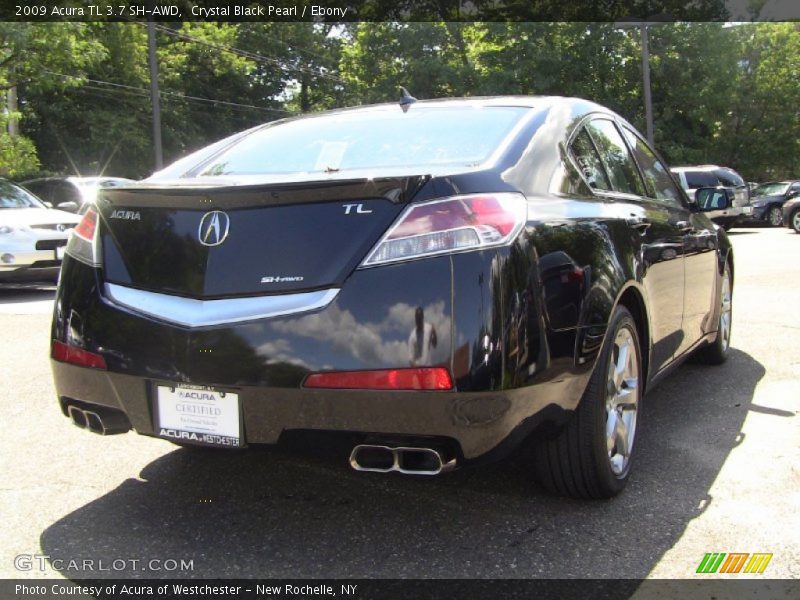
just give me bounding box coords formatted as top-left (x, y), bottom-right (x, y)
top-left (51, 97), bottom-right (733, 499)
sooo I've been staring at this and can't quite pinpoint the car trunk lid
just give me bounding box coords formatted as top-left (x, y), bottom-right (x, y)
top-left (97, 177), bottom-right (428, 298)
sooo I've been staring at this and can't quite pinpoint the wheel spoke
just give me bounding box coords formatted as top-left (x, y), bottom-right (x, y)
top-left (616, 385), bottom-right (637, 407)
top-left (615, 414), bottom-right (630, 457)
top-left (606, 410), bottom-right (618, 453)
top-left (613, 342), bottom-right (629, 389)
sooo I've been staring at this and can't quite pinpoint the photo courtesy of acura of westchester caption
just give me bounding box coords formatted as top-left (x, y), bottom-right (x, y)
top-left (51, 95), bottom-right (733, 499)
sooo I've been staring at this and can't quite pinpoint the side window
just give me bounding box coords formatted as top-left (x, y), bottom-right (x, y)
top-left (53, 182), bottom-right (82, 205)
top-left (569, 128), bottom-right (611, 191)
top-left (24, 181), bottom-right (48, 201)
top-left (622, 127), bottom-right (684, 206)
top-left (585, 119), bottom-right (645, 196)
top-left (683, 170), bottom-right (717, 189)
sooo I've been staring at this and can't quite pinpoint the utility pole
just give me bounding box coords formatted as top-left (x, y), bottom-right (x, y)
top-left (640, 24), bottom-right (654, 146)
top-left (6, 86), bottom-right (19, 137)
top-left (147, 21), bottom-right (163, 170)
top-left (614, 19), bottom-right (671, 146)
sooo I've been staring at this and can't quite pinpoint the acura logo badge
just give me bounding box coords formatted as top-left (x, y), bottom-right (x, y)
top-left (198, 211), bottom-right (230, 246)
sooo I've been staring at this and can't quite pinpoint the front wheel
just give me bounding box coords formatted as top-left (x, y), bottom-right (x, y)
top-left (694, 261), bottom-right (732, 365)
top-left (533, 305), bottom-right (642, 499)
top-left (767, 206), bottom-right (783, 227)
top-left (791, 210), bottom-right (800, 234)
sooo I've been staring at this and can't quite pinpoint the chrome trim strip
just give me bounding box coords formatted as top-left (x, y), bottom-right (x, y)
top-left (103, 283), bottom-right (339, 328)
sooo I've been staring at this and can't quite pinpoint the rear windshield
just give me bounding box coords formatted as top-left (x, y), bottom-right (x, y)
top-left (192, 106), bottom-right (530, 177)
top-left (0, 181), bottom-right (45, 209)
top-left (683, 171), bottom-right (718, 188)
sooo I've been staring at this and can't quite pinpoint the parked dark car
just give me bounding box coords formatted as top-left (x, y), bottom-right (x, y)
top-left (51, 97), bottom-right (733, 499)
top-left (782, 194), bottom-right (800, 233)
top-left (22, 176), bottom-right (134, 213)
top-left (749, 180), bottom-right (800, 227)
top-left (670, 165), bottom-right (752, 230)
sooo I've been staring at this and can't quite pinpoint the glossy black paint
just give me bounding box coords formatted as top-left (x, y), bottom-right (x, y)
top-left (51, 97), bottom-right (732, 462)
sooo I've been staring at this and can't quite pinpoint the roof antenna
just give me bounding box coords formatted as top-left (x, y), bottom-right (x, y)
top-left (399, 87), bottom-right (417, 113)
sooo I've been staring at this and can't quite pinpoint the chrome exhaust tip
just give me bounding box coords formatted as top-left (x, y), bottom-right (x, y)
top-left (349, 444), bottom-right (456, 475)
top-left (349, 444), bottom-right (396, 473)
top-left (64, 403), bottom-right (132, 435)
top-left (83, 410), bottom-right (105, 434)
top-left (67, 405), bottom-right (87, 429)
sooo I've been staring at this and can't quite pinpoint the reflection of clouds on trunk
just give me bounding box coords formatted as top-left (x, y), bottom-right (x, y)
top-left (255, 338), bottom-right (314, 370)
top-left (271, 301), bottom-right (450, 367)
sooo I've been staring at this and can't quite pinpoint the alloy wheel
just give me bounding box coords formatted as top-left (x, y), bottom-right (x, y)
top-left (605, 327), bottom-right (639, 477)
top-left (792, 211), bottom-right (800, 233)
top-left (768, 206), bottom-right (783, 227)
top-left (719, 267), bottom-right (732, 352)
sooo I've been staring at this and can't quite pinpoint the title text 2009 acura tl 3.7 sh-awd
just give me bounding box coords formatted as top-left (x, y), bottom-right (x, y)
top-left (51, 96), bottom-right (733, 499)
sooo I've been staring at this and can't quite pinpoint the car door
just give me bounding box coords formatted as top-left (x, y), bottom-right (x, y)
top-left (620, 126), bottom-right (716, 358)
top-left (580, 118), bottom-right (686, 374)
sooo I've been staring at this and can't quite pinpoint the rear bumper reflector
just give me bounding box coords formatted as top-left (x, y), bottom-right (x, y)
top-left (52, 340), bottom-right (107, 370)
top-left (304, 367), bottom-right (454, 390)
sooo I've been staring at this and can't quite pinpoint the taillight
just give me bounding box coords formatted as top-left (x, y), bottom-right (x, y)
top-left (304, 368), bottom-right (453, 391)
top-left (51, 340), bottom-right (107, 370)
top-left (65, 207), bottom-right (100, 266)
top-left (361, 193), bottom-right (527, 267)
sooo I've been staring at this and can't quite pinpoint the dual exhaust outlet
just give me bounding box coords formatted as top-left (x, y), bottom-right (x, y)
top-left (349, 444), bottom-right (456, 475)
top-left (67, 404), bottom-right (131, 435)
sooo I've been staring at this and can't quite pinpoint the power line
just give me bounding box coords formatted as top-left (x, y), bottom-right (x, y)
top-left (144, 22), bottom-right (347, 86)
top-left (42, 69), bottom-right (296, 115)
top-left (75, 84), bottom-right (275, 118)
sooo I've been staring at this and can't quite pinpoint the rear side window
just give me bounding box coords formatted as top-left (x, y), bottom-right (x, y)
top-left (683, 171), bottom-right (718, 188)
top-left (585, 119), bottom-right (645, 196)
top-left (622, 127), bottom-right (683, 206)
top-left (53, 182), bottom-right (82, 204)
top-left (569, 128), bottom-right (611, 191)
top-left (714, 169), bottom-right (744, 188)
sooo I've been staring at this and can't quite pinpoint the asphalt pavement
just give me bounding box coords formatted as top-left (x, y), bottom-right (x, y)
top-left (0, 227), bottom-right (797, 583)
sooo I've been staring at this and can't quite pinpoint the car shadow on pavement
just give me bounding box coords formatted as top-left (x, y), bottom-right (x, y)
top-left (39, 348), bottom-right (765, 579)
top-left (0, 285), bottom-right (55, 301)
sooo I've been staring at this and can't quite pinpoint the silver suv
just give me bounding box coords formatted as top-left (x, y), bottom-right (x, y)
top-left (670, 165), bottom-right (752, 230)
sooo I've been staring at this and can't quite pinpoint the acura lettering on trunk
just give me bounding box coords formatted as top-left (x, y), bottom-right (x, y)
top-left (51, 96), bottom-right (734, 498)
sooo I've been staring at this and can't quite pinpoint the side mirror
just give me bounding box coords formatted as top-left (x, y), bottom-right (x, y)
top-left (695, 187), bottom-right (730, 211)
top-left (788, 189), bottom-right (800, 199)
top-left (43, 201), bottom-right (54, 209)
top-left (57, 201), bottom-right (79, 213)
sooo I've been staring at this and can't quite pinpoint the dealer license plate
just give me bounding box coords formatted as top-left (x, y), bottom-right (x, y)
top-left (742, 206), bottom-right (753, 215)
top-left (155, 385), bottom-right (241, 447)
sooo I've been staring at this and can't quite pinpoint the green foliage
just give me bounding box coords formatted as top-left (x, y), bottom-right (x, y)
top-left (1, 22), bottom-right (799, 182)
top-left (0, 125), bottom-right (40, 178)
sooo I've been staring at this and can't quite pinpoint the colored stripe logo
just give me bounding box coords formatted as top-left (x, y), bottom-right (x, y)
top-left (696, 553), bottom-right (772, 574)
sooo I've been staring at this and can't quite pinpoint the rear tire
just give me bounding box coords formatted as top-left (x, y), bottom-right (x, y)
top-left (767, 206), bottom-right (783, 227)
top-left (533, 305), bottom-right (642, 499)
top-left (694, 261), bottom-right (732, 365)
top-left (791, 210), bottom-right (800, 234)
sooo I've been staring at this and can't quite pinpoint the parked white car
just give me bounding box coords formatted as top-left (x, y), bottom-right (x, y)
top-left (0, 179), bottom-right (81, 284)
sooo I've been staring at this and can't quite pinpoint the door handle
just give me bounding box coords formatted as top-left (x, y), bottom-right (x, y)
top-left (676, 220), bottom-right (693, 233)
top-left (626, 217), bottom-right (651, 232)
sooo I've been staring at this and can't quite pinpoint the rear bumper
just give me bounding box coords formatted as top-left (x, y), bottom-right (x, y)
top-left (707, 206), bottom-right (749, 227)
top-left (51, 359), bottom-right (578, 461)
